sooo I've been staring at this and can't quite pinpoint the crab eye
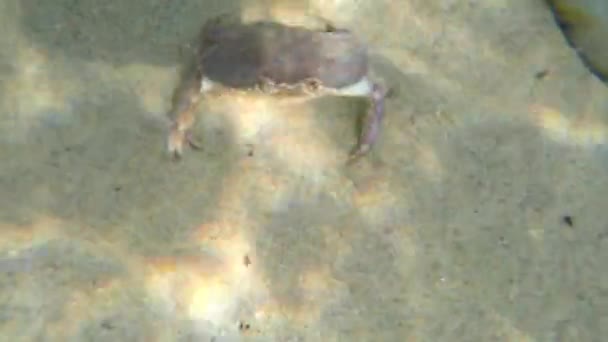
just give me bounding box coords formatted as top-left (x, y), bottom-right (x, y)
top-left (306, 79), bottom-right (320, 90)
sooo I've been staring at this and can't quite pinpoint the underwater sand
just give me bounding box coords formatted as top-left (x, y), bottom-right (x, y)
top-left (0, 0), bottom-right (607, 341)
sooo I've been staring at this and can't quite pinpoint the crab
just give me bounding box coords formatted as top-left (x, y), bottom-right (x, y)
top-left (167, 14), bottom-right (388, 161)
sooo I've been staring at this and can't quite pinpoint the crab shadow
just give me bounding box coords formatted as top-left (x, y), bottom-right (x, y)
top-left (19, 0), bottom-right (241, 67)
top-left (1, 2), bottom-right (247, 337)
top-left (0, 57), bottom-right (244, 338)
top-left (0, 64), bottom-right (239, 251)
top-left (6, 0), bottom-right (249, 254)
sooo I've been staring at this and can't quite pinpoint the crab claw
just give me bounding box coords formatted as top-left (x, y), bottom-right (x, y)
top-left (168, 123), bottom-right (186, 159)
top-left (168, 120), bottom-right (202, 160)
top-left (167, 98), bottom-right (203, 160)
top-left (166, 73), bottom-right (205, 160)
top-left (349, 82), bottom-right (387, 161)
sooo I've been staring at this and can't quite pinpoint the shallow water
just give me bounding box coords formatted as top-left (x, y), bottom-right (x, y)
top-left (1, 0), bottom-right (607, 341)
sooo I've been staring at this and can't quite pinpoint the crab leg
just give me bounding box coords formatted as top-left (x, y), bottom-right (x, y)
top-left (349, 82), bottom-right (387, 161)
top-left (167, 71), bottom-right (205, 159)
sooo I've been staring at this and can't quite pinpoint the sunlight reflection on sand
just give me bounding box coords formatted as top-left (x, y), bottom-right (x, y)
top-left (531, 104), bottom-right (608, 147)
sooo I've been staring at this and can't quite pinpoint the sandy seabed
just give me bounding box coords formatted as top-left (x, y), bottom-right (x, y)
top-left (0, 0), bottom-right (607, 341)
